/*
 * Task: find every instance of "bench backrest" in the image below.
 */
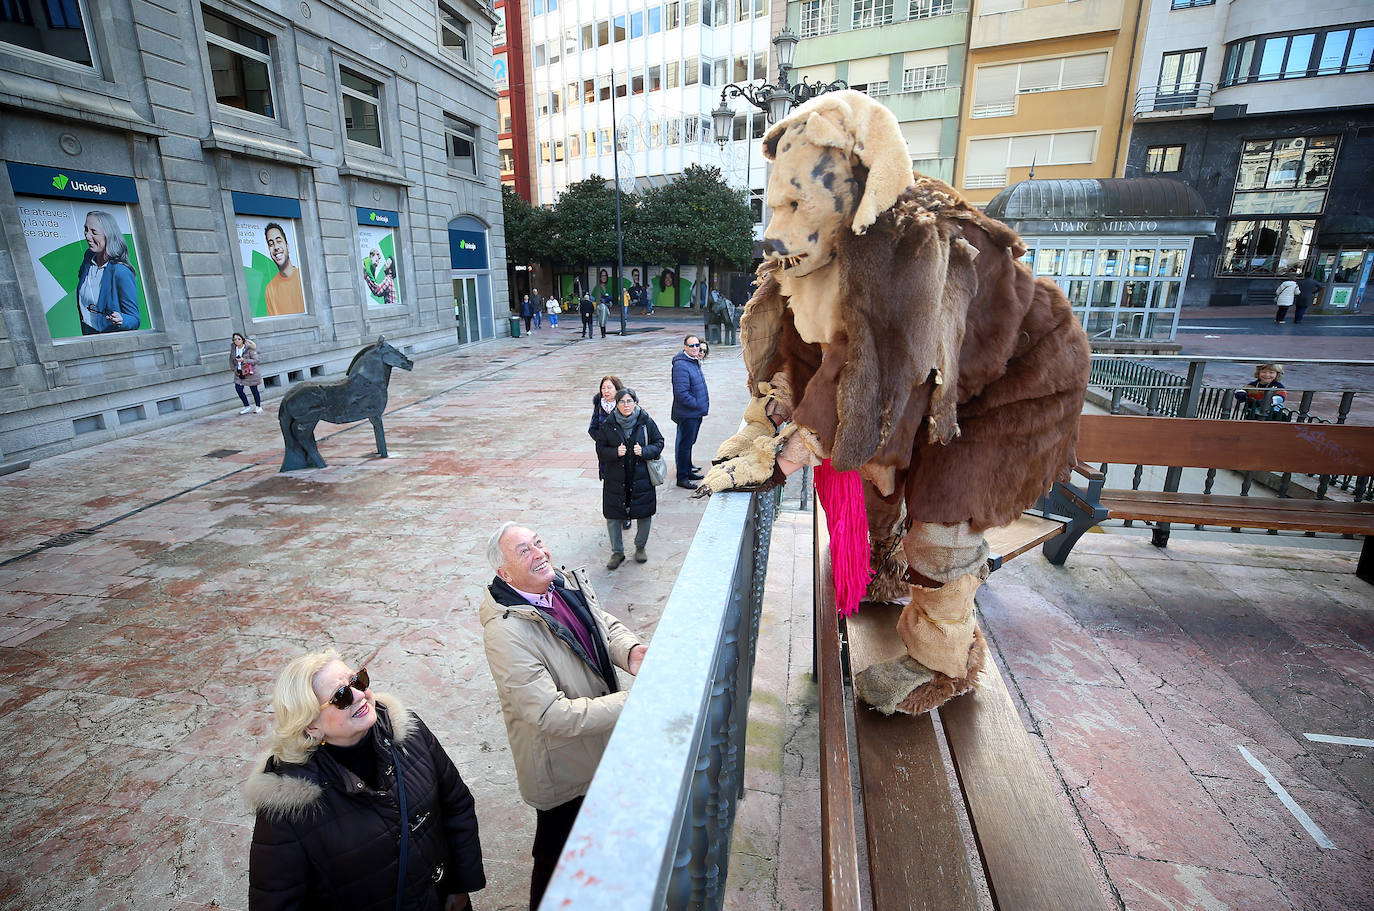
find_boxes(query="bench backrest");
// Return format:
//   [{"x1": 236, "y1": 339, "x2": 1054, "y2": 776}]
[{"x1": 1076, "y1": 414, "x2": 1374, "y2": 476}]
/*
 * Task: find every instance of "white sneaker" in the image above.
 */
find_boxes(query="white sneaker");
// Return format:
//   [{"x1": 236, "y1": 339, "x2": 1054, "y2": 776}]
[
  {"x1": 253, "y1": 405, "x2": 262, "y2": 413},
  {"x1": 238, "y1": 405, "x2": 253, "y2": 415}
]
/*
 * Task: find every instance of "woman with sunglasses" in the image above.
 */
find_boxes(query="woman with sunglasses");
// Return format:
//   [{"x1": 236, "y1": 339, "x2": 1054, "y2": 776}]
[{"x1": 245, "y1": 648, "x2": 485, "y2": 911}]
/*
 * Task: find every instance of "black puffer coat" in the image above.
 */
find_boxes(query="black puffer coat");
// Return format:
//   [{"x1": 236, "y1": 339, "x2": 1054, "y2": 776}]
[
  {"x1": 596, "y1": 409, "x2": 664, "y2": 520},
  {"x1": 245, "y1": 694, "x2": 485, "y2": 911}
]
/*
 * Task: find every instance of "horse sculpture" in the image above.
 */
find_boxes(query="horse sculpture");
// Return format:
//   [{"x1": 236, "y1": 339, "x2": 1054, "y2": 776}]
[
  {"x1": 278, "y1": 336, "x2": 414, "y2": 471},
  {"x1": 703, "y1": 290, "x2": 740, "y2": 346}
]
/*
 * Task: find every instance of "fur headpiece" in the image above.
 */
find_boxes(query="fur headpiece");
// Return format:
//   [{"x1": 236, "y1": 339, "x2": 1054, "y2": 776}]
[{"x1": 762, "y1": 90, "x2": 915, "y2": 235}]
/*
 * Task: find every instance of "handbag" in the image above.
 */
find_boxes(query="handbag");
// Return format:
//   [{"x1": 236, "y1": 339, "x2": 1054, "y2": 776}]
[
  {"x1": 642, "y1": 423, "x2": 666, "y2": 486},
  {"x1": 241, "y1": 361, "x2": 255, "y2": 376}
]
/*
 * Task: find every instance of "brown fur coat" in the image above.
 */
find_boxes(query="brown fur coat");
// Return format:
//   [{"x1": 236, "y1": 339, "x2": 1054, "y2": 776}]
[{"x1": 742, "y1": 176, "x2": 1090, "y2": 532}]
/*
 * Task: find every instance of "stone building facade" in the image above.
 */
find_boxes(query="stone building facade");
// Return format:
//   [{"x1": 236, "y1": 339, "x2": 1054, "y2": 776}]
[{"x1": 0, "y1": 0, "x2": 505, "y2": 465}]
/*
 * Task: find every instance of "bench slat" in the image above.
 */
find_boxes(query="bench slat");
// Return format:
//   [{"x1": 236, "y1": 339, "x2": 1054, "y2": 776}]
[
  {"x1": 940, "y1": 602, "x2": 1107, "y2": 911},
  {"x1": 1076, "y1": 415, "x2": 1374, "y2": 476},
  {"x1": 1101, "y1": 490, "x2": 1374, "y2": 535},
  {"x1": 815, "y1": 509, "x2": 863, "y2": 911},
  {"x1": 985, "y1": 515, "x2": 1066, "y2": 568},
  {"x1": 848, "y1": 604, "x2": 981, "y2": 911}
]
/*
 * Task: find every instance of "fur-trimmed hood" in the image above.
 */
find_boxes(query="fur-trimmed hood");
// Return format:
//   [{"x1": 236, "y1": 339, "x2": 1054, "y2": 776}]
[{"x1": 244, "y1": 691, "x2": 414, "y2": 820}]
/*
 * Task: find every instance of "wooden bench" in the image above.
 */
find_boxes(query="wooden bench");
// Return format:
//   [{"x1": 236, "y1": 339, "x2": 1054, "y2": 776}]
[
  {"x1": 815, "y1": 506, "x2": 1105, "y2": 911},
  {"x1": 1038, "y1": 414, "x2": 1374, "y2": 583}
]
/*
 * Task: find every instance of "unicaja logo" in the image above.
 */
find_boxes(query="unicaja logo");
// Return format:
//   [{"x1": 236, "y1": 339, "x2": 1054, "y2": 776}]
[
  {"x1": 52, "y1": 174, "x2": 69, "y2": 190},
  {"x1": 370, "y1": 212, "x2": 377, "y2": 221}
]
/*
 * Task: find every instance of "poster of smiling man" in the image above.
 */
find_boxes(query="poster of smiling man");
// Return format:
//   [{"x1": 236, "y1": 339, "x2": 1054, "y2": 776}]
[
  {"x1": 7, "y1": 163, "x2": 153, "y2": 340},
  {"x1": 356, "y1": 208, "x2": 403, "y2": 309},
  {"x1": 232, "y1": 192, "x2": 307, "y2": 319}
]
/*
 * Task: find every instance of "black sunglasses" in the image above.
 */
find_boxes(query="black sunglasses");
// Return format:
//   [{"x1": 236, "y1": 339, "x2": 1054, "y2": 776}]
[
  {"x1": 687, "y1": 342, "x2": 703, "y2": 348},
  {"x1": 320, "y1": 667, "x2": 370, "y2": 710}
]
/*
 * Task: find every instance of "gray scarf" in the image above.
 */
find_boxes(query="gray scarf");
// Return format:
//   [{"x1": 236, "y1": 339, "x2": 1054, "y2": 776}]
[{"x1": 614, "y1": 404, "x2": 640, "y2": 436}]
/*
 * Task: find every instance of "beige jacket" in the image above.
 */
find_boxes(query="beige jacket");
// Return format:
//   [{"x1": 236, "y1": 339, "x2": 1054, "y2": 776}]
[{"x1": 479, "y1": 568, "x2": 642, "y2": 810}]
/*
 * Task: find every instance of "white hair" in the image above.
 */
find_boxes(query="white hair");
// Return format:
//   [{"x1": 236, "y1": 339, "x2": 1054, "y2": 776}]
[{"x1": 487, "y1": 521, "x2": 523, "y2": 571}]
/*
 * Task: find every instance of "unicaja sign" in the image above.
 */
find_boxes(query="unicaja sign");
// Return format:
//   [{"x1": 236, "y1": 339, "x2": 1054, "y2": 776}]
[{"x1": 53, "y1": 173, "x2": 108, "y2": 195}]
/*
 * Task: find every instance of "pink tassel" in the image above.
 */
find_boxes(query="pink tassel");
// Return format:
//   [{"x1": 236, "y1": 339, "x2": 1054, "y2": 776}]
[{"x1": 814, "y1": 459, "x2": 870, "y2": 617}]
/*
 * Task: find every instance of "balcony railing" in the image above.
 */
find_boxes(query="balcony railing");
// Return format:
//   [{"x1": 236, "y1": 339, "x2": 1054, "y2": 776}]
[
  {"x1": 541, "y1": 488, "x2": 778, "y2": 910},
  {"x1": 1133, "y1": 81, "x2": 1214, "y2": 115}
]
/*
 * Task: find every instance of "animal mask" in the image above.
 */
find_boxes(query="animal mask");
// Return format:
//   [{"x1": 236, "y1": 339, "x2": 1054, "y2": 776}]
[{"x1": 762, "y1": 90, "x2": 916, "y2": 237}]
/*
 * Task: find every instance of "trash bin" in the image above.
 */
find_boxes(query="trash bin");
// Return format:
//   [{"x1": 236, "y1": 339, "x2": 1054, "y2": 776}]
[{"x1": 509, "y1": 316, "x2": 521, "y2": 338}]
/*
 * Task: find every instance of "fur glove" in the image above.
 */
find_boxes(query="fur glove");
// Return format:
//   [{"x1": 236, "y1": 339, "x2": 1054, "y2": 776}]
[{"x1": 695, "y1": 424, "x2": 794, "y2": 497}]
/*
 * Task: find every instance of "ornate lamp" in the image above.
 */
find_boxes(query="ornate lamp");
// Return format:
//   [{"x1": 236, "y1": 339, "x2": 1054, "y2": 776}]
[{"x1": 713, "y1": 27, "x2": 846, "y2": 145}]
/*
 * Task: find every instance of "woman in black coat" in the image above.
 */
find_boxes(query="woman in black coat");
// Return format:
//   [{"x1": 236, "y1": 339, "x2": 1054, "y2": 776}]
[
  {"x1": 245, "y1": 648, "x2": 485, "y2": 911},
  {"x1": 595, "y1": 387, "x2": 664, "y2": 569}
]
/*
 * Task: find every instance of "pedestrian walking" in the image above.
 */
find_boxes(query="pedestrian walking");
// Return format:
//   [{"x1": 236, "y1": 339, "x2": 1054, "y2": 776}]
[
  {"x1": 546, "y1": 296, "x2": 560, "y2": 328},
  {"x1": 231, "y1": 332, "x2": 263, "y2": 414},
  {"x1": 245, "y1": 647, "x2": 486, "y2": 911},
  {"x1": 1295, "y1": 275, "x2": 1322, "y2": 323},
  {"x1": 579, "y1": 294, "x2": 595, "y2": 338},
  {"x1": 531, "y1": 288, "x2": 543, "y2": 329},
  {"x1": 519, "y1": 293, "x2": 533, "y2": 333},
  {"x1": 670, "y1": 335, "x2": 709, "y2": 488},
  {"x1": 479, "y1": 523, "x2": 646, "y2": 910},
  {"x1": 1274, "y1": 277, "x2": 1297, "y2": 323},
  {"x1": 595, "y1": 388, "x2": 664, "y2": 567},
  {"x1": 595, "y1": 296, "x2": 610, "y2": 338}
]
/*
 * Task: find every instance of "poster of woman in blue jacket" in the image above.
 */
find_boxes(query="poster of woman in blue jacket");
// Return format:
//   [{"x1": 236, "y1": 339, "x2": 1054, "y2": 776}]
[
  {"x1": 16, "y1": 199, "x2": 151, "y2": 339},
  {"x1": 75, "y1": 210, "x2": 141, "y2": 333}
]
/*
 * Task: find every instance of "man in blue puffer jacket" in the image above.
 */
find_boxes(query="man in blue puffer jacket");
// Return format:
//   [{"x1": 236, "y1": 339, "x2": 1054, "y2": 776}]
[{"x1": 670, "y1": 334, "x2": 709, "y2": 488}]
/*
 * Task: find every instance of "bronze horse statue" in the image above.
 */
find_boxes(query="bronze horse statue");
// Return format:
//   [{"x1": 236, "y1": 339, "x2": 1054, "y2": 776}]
[
  {"x1": 278, "y1": 336, "x2": 414, "y2": 471},
  {"x1": 703, "y1": 290, "x2": 740, "y2": 345}
]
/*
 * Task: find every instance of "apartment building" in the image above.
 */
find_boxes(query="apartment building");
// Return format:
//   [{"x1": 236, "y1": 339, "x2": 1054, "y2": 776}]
[
  {"x1": 0, "y1": 0, "x2": 505, "y2": 464},
  {"x1": 788, "y1": 0, "x2": 970, "y2": 185},
  {"x1": 957, "y1": 0, "x2": 1146, "y2": 204},
  {"x1": 1124, "y1": 0, "x2": 1374, "y2": 310},
  {"x1": 495, "y1": 0, "x2": 535, "y2": 200}
]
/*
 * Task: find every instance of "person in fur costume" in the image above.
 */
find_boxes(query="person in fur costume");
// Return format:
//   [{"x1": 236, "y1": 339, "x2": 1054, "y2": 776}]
[{"x1": 698, "y1": 90, "x2": 1090, "y2": 715}]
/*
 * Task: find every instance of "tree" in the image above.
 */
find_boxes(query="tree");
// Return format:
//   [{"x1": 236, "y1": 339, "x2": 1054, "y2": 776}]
[
  {"x1": 501, "y1": 185, "x2": 553, "y2": 266},
  {"x1": 639, "y1": 165, "x2": 753, "y2": 306}
]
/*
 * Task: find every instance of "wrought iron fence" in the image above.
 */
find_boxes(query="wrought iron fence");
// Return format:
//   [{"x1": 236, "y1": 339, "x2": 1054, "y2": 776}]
[{"x1": 540, "y1": 488, "x2": 777, "y2": 910}]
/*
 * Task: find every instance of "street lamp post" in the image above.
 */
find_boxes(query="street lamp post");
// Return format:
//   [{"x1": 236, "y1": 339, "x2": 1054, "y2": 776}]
[{"x1": 711, "y1": 28, "x2": 847, "y2": 143}]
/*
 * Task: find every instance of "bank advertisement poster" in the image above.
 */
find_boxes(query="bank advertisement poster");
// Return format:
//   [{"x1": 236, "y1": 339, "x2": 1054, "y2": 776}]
[
  {"x1": 17, "y1": 198, "x2": 153, "y2": 339},
  {"x1": 356, "y1": 208, "x2": 402, "y2": 309},
  {"x1": 236, "y1": 216, "x2": 306, "y2": 318}
]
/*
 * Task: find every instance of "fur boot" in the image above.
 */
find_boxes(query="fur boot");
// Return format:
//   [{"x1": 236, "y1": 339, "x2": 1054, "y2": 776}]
[{"x1": 853, "y1": 625, "x2": 987, "y2": 716}]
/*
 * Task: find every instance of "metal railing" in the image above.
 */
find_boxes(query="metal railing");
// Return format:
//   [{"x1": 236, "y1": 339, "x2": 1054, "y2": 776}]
[
  {"x1": 1133, "y1": 81, "x2": 1215, "y2": 115},
  {"x1": 541, "y1": 488, "x2": 777, "y2": 910}
]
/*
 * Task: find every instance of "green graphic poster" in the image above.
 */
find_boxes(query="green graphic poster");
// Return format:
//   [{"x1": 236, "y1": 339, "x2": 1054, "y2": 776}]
[
  {"x1": 16, "y1": 199, "x2": 151, "y2": 339},
  {"x1": 358, "y1": 225, "x2": 403, "y2": 308},
  {"x1": 237, "y1": 216, "x2": 306, "y2": 318}
]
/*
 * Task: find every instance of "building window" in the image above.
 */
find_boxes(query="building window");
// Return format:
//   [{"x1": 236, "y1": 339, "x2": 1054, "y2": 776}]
[
  {"x1": 649, "y1": 6, "x2": 662, "y2": 32},
  {"x1": 851, "y1": 81, "x2": 889, "y2": 97},
  {"x1": 631, "y1": 10, "x2": 643, "y2": 36},
  {"x1": 1232, "y1": 136, "x2": 1336, "y2": 204},
  {"x1": 438, "y1": 2, "x2": 470, "y2": 61},
  {"x1": 1171, "y1": 0, "x2": 1213, "y2": 6},
  {"x1": 1, "y1": 0, "x2": 94, "y2": 65},
  {"x1": 909, "y1": 0, "x2": 952, "y2": 18},
  {"x1": 800, "y1": 0, "x2": 838, "y2": 37},
  {"x1": 446, "y1": 115, "x2": 478, "y2": 175},
  {"x1": 341, "y1": 68, "x2": 383, "y2": 148},
  {"x1": 1222, "y1": 23, "x2": 1374, "y2": 86},
  {"x1": 203, "y1": 7, "x2": 275, "y2": 119},
  {"x1": 1144, "y1": 145, "x2": 1184, "y2": 173},
  {"x1": 964, "y1": 130, "x2": 1096, "y2": 189},
  {"x1": 1155, "y1": 49, "x2": 1204, "y2": 108},
  {"x1": 852, "y1": 0, "x2": 893, "y2": 29},
  {"x1": 750, "y1": 188, "x2": 765, "y2": 223},
  {"x1": 972, "y1": 53, "x2": 1108, "y2": 117},
  {"x1": 498, "y1": 96, "x2": 512, "y2": 133},
  {"x1": 902, "y1": 64, "x2": 947, "y2": 93},
  {"x1": 1220, "y1": 219, "x2": 1315, "y2": 276},
  {"x1": 499, "y1": 147, "x2": 515, "y2": 175}
]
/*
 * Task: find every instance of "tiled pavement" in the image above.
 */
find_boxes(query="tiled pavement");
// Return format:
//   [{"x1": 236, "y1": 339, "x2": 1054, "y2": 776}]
[{"x1": 2, "y1": 314, "x2": 1372, "y2": 910}]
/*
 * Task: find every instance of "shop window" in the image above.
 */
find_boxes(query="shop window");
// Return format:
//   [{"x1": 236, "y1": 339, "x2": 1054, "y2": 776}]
[
  {"x1": 1, "y1": 0, "x2": 94, "y2": 65},
  {"x1": 438, "y1": 1, "x2": 470, "y2": 61},
  {"x1": 204, "y1": 7, "x2": 275, "y2": 119},
  {"x1": 1220, "y1": 218, "x2": 1315, "y2": 276},
  {"x1": 341, "y1": 68, "x2": 383, "y2": 149},
  {"x1": 1144, "y1": 145, "x2": 1184, "y2": 173},
  {"x1": 446, "y1": 114, "x2": 478, "y2": 175}
]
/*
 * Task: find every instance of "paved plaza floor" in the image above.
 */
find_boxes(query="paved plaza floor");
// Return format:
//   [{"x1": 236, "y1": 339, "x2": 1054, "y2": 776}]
[{"x1": 1, "y1": 314, "x2": 1371, "y2": 910}]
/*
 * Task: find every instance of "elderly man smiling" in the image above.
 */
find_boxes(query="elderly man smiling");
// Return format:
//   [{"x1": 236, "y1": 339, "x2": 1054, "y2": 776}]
[{"x1": 479, "y1": 522, "x2": 646, "y2": 910}]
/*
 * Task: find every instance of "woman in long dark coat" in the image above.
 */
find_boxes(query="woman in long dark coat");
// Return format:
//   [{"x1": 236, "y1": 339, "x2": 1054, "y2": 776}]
[{"x1": 595, "y1": 387, "x2": 664, "y2": 569}]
